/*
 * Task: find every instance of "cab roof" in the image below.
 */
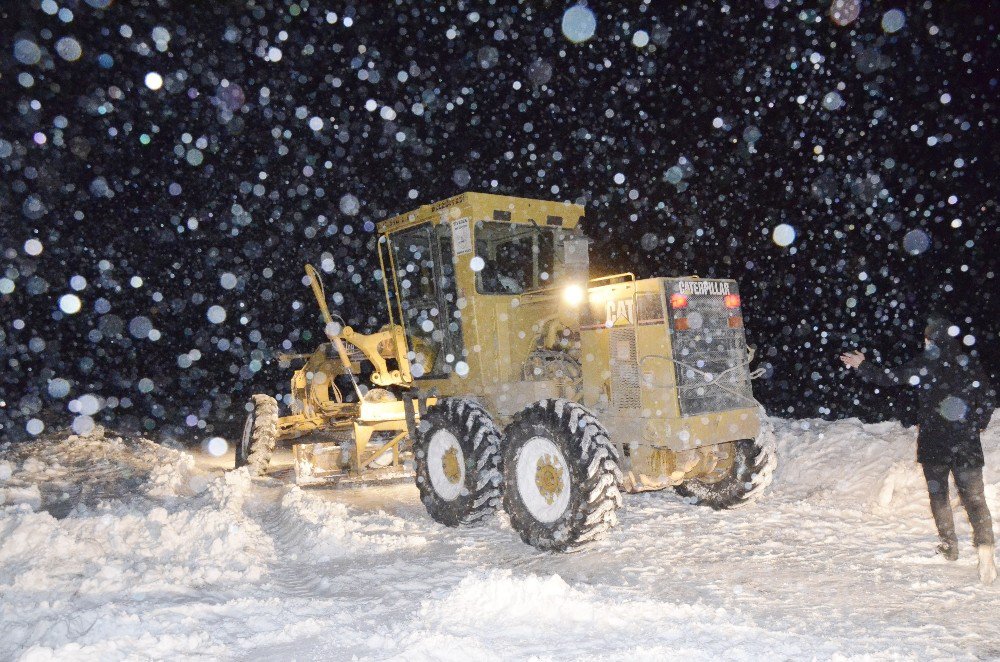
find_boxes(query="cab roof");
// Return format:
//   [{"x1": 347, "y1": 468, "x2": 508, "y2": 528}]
[{"x1": 377, "y1": 192, "x2": 586, "y2": 236}]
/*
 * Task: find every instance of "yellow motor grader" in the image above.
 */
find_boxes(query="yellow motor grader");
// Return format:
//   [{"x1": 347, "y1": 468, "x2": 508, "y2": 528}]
[{"x1": 236, "y1": 192, "x2": 775, "y2": 550}]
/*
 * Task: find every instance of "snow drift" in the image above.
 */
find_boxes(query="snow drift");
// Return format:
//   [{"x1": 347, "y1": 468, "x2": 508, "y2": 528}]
[{"x1": 1, "y1": 417, "x2": 998, "y2": 660}]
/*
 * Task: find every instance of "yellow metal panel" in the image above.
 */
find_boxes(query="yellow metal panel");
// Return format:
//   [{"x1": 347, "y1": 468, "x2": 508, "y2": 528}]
[
  {"x1": 611, "y1": 407, "x2": 760, "y2": 453},
  {"x1": 358, "y1": 400, "x2": 410, "y2": 423},
  {"x1": 681, "y1": 407, "x2": 761, "y2": 447},
  {"x1": 581, "y1": 277, "x2": 760, "y2": 452}
]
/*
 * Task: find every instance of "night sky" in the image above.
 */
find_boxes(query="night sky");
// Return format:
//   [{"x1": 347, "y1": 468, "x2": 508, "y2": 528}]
[{"x1": 1, "y1": 0, "x2": 997, "y2": 444}]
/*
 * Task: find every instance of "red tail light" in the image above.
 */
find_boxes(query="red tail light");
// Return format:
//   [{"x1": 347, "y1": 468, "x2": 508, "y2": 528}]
[
  {"x1": 673, "y1": 317, "x2": 689, "y2": 331},
  {"x1": 724, "y1": 294, "x2": 741, "y2": 308},
  {"x1": 728, "y1": 316, "x2": 743, "y2": 329},
  {"x1": 670, "y1": 293, "x2": 688, "y2": 308}
]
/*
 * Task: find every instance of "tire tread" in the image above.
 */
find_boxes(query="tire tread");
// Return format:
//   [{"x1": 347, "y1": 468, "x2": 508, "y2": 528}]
[
  {"x1": 674, "y1": 413, "x2": 777, "y2": 509},
  {"x1": 236, "y1": 394, "x2": 279, "y2": 476},
  {"x1": 415, "y1": 397, "x2": 503, "y2": 527},
  {"x1": 503, "y1": 398, "x2": 623, "y2": 551}
]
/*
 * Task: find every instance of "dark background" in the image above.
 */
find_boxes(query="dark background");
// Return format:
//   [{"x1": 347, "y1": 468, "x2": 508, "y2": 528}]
[{"x1": 1, "y1": 0, "x2": 997, "y2": 444}]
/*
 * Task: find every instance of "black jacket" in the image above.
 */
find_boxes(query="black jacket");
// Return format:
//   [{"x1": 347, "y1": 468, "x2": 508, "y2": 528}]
[{"x1": 858, "y1": 346, "x2": 996, "y2": 467}]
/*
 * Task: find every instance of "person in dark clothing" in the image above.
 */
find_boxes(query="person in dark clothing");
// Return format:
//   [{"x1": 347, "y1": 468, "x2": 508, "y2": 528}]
[{"x1": 840, "y1": 316, "x2": 997, "y2": 585}]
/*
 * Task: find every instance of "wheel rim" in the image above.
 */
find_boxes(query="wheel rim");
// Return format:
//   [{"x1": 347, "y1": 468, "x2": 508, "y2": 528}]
[
  {"x1": 515, "y1": 436, "x2": 571, "y2": 523},
  {"x1": 427, "y1": 429, "x2": 465, "y2": 501},
  {"x1": 240, "y1": 410, "x2": 255, "y2": 461}
]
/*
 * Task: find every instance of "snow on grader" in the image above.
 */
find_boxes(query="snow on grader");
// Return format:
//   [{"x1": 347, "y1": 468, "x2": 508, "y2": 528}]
[{"x1": 236, "y1": 193, "x2": 776, "y2": 551}]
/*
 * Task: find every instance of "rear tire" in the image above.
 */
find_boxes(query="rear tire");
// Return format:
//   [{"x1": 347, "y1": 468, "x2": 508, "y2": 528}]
[
  {"x1": 674, "y1": 436, "x2": 776, "y2": 509},
  {"x1": 235, "y1": 394, "x2": 279, "y2": 476},
  {"x1": 503, "y1": 399, "x2": 623, "y2": 551},
  {"x1": 414, "y1": 398, "x2": 503, "y2": 527}
]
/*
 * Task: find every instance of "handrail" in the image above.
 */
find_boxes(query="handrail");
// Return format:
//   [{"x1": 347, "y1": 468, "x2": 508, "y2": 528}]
[
  {"x1": 588, "y1": 272, "x2": 636, "y2": 287},
  {"x1": 384, "y1": 234, "x2": 408, "y2": 342},
  {"x1": 377, "y1": 237, "x2": 395, "y2": 328},
  {"x1": 518, "y1": 271, "x2": 637, "y2": 300}
]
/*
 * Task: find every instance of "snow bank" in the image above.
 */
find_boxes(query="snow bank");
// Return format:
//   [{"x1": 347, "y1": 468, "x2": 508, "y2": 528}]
[
  {"x1": 771, "y1": 415, "x2": 1000, "y2": 518},
  {"x1": 1, "y1": 414, "x2": 998, "y2": 660},
  {"x1": 0, "y1": 426, "x2": 207, "y2": 514},
  {"x1": 0, "y1": 428, "x2": 435, "y2": 660},
  {"x1": 395, "y1": 570, "x2": 816, "y2": 660},
  {"x1": 0, "y1": 429, "x2": 275, "y2": 659}
]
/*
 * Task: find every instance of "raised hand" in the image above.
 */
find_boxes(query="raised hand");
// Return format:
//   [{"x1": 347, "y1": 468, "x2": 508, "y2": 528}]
[{"x1": 839, "y1": 350, "x2": 866, "y2": 369}]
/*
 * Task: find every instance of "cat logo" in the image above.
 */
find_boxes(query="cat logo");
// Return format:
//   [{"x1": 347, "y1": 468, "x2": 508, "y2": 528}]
[
  {"x1": 677, "y1": 280, "x2": 731, "y2": 296},
  {"x1": 605, "y1": 299, "x2": 635, "y2": 327}
]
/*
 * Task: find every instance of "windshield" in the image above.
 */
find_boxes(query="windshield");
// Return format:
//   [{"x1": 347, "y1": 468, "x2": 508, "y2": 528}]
[{"x1": 474, "y1": 222, "x2": 558, "y2": 294}]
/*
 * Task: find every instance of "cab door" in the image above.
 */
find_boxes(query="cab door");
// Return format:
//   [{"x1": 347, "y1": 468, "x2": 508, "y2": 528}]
[{"x1": 389, "y1": 222, "x2": 464, "y2": 378}]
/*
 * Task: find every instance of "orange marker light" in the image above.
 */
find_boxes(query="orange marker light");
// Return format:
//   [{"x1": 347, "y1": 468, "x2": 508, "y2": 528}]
[
  {"x1": 724, "y1": 294, "x2": 741, "y2": 308},
  {"x1": 670, "y1": 293, "x2": 688, "y2": 308}
]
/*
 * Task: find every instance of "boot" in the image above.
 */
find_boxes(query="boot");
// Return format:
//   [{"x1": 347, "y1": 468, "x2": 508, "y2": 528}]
[
  {"x1": 978, "y1": 544, "x2": 997, "y2": 586},
  {"x1": 937, "y1": 540, "x2": 958, "y2": 561}
]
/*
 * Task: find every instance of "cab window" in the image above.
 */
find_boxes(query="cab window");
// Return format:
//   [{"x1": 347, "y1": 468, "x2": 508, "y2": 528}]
[{"x1": 474, "y1": 222, "x2": 556, "y2": 294}]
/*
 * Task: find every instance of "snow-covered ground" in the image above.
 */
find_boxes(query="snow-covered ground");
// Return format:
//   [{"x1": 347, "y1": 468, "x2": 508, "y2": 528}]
[{"x1": 2, "y1": 416, "x2": 999, "y2": 661}]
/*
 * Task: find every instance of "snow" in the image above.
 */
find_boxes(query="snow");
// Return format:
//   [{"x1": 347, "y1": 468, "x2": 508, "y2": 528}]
[{"x1": 2, "y1": 417, "x2": 999, "y2": 660}]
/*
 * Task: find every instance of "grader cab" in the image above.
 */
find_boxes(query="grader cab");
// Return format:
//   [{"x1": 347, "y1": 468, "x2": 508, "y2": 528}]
[{"x1": 236, "y1": 192, "x2": 775, "y2": 550}]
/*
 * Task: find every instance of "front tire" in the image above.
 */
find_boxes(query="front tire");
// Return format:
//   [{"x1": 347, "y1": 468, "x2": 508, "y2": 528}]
[
  {"x1": 414, "y1": 398, "x2": 503, "y2": 527},
  {"x1": 235, "y1": 394, "x2": 279, "y2": 476},
  {"x1": 503, "y1": 399, "x2": 623, "y2": 551},
  {"x1": 674, "y1": 436, "x2": 776, "y2": 509}
]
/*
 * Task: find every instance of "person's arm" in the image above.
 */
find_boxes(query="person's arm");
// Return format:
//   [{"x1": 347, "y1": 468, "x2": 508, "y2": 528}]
[
  {"x1": 840, "y1": 350, "x2": 922, "y2": 388},
  {"x1": 971, "y1": 363, "x2": 996, "y2": 432}
]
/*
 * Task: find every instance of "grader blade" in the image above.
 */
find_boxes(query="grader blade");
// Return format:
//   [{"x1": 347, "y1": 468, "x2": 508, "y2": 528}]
[
  {"x1": 292, "y1": 441, "x2": 345, "y2": 485},
  {"x1": 291, "y1": 432, "x2": 415, "y2": 487}
]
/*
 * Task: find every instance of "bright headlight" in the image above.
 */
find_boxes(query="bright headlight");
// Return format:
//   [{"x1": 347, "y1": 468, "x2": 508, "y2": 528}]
[{"x1": 562, "y1": 284, "x2": 585, "y2": 306}]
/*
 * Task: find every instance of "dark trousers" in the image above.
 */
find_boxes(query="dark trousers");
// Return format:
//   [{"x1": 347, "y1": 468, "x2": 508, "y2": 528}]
[{"x1": 922, "y1": 464, "x2": 995, "y2": 547}]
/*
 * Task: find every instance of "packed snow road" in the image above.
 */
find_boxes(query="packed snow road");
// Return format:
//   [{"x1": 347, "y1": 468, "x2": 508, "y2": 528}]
[{"x1": 1, "y1": 417, "x2": 998, "y2": 661}]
